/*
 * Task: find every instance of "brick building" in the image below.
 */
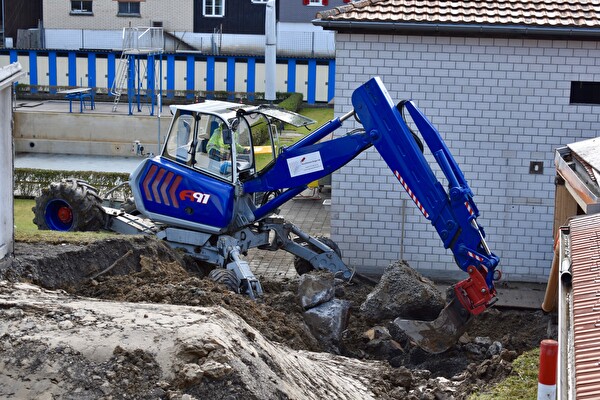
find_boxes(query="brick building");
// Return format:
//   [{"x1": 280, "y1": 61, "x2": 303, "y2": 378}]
[{"x1": 314, "y1": 0, "x2": 600, "y2": 282}]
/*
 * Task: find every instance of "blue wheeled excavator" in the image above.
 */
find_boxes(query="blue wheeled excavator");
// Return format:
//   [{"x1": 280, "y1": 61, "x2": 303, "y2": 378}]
[{"x1": 33, "y1": 77, "x2": 500, "y2": 353}]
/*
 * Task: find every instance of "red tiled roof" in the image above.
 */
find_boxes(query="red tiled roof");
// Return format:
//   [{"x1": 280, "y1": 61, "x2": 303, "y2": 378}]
[
  {"x1": 569, "y1": 213, "x2": 600, "y2": 400},
  {"x1": 316, "y1": 0, "x2": 600, "y2": 28}
]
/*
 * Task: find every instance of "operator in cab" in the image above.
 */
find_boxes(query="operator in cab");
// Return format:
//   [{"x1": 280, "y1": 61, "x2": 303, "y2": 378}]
[{"x1": 207, "y1": 121, "x2": 249, "y2": 177}]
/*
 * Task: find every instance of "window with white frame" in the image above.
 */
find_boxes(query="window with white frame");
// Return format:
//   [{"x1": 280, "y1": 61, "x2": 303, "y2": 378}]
[
  {"x1": 118, "y1": 2, "x2": 141, "y2": 16},
  {"x1": 303, "y1": 0, "x2": 350, "y2": 4},
  {"x1": 303, "y1": 0, "x2": 328, "y2": 5},
  {"x1": 251, "y1": 0, "x2": 268, "y2": 3},
  {"x1": 204, "y1": 0, "x2": 225, "y2": 17},
  {"x1": 71, "y1": 0, "x2": 93, "y2": 14}
]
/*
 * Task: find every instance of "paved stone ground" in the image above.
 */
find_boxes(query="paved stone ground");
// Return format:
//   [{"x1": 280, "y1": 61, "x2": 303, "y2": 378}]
[{"x1": 247, "y1": 188, "x2": 330, "y2": 281}]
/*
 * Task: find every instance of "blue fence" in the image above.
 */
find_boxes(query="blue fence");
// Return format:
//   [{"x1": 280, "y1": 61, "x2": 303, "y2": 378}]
[{"x1": 3, "y1": 49, "x2": 335, "y2": 105}]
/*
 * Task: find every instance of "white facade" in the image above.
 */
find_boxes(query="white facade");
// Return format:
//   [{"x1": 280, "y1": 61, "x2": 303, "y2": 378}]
[
  {"x1": 331, "y1": 34, "x2": 600, "y2": 282},
  {"x1": 41, "y1": 0, "x2": 335, "y2": 57},
  {"x1": 43, "y1": 0, "x2": 194, "y2": 31},
  {"x1": 44, "y1": 28, "x2": 335, "y2": 57}
]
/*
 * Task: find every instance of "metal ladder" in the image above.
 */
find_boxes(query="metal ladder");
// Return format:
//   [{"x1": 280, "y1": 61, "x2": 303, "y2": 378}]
[{"x1": 110, "y1": 52, "x2": 129, "y2": 112}]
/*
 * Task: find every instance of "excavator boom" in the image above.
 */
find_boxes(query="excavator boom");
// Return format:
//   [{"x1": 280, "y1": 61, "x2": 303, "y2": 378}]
[{"x1": 244, "y1": 77, "x2": 500, "y2": 352}]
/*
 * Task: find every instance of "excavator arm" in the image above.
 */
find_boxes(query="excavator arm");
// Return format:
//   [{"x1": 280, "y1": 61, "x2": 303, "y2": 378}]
[
  {"x1": 243, "y1": 77, "x2": 500, "y2": 352},
  {"x1": 352, "y1": 78, "x2": 500, "y2": 311},
  {"x1": 352, "y1": 78, "x2": 500, "y2": 353}
]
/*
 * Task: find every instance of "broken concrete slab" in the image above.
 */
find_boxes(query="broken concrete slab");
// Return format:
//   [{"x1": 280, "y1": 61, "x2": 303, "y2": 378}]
[
  {"x1": 360, "y1": 260, "x2": 445, "y2": 322},
  {"x1": 297, "y1": 272, "x2": 335, "y2": 310},
  {"x1": 303, "y1": 299, "x2": 351, "y2": 351}
]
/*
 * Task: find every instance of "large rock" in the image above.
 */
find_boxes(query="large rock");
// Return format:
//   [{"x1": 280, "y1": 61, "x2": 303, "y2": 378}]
[
  {"x1": 297, "y1": 272, "x2": 335, "y2": 309},
  {"x1": 303, "y1": 299, "x2": 351, "y2": 351},
  {"x1": 360, "y1": 260, "x2": 445, "y2": 322}
]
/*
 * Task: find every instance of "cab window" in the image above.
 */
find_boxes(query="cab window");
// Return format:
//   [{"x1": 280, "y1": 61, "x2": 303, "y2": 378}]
[
  {"x1": 233, "y1": 116, "x2": 254, "y2": 173},
  {"x1": 192, "y1": 115, "x2": 233, "y2": 181},
  {"x1": 164, "y1": 113, "x2": 194, "y2": 164},
  {"x1": 249, "y1": 113, "x2": 278, "y2": 173}
]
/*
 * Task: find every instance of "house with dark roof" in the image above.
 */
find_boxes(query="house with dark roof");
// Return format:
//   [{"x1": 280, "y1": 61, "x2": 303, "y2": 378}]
[
  {"x1": 313, "y1": 0, "x2": 600, "y2": 282},
  {"x1": 39, "y1": 0, "x2": 347, "y2": 57}
]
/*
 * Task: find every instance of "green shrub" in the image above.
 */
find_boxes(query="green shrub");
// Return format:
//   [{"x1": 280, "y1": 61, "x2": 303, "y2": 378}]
[
  {"x1": 251, "y1": 122, "x2": 270, "y2": 146},
  {"x1": 249, "y1": 92, "x2": 303, "y2": 145},
  {"x1": 278, "y1": 92, "x2": 303, "y2": 112},
  {"x1": 14, "y1": 168, "x2": 130, "y2": 199}
]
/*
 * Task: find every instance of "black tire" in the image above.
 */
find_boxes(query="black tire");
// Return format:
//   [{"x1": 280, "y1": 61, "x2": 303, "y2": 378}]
[
  {"x1": 32, "y1": 178, "x2": 106, "y2": 232},
  {"x1": 208, "y1": 268, "x2": 240, "y2": 293},
  {"x1": 183, "y1": 258, "x2": 216, "y2": 279},
  {"x1": 293, "y1": 236, "x2": 342, "y2": 276}
]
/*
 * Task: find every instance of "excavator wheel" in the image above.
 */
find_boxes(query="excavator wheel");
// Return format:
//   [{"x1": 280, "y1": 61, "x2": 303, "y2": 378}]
[
  {"x1": 208, "y1": 268, "x2": 240, "y2": 293},
  {"x1": 32, "y1": 178, "x2": 106, "y2": 232},
  {"x1": 293, "y1": 236, "x2": 342, "y2": 276}
]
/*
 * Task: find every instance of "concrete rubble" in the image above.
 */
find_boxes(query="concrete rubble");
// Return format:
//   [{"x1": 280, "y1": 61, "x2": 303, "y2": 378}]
[
  {"x1": 297, "y1": 272, "x2": 351, "y2": 352},
  {"x1": 360, "y1": 260, "x2": 445, "y2": 322}
]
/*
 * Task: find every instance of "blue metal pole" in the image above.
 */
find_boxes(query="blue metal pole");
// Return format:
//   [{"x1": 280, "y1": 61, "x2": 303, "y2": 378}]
[
  {"x1": 226, "y1": 56, "x2": 235, "y2": 101},
  {"x1": 107, "y1": 52, "x2": 116, "y2": 94},
  {"x1": 186, "y1": 54, "x2": 195, "y2": 100},
  {"x1": 29, "y1": 51, "x2": 38, "y2": 93},
  {"x1": 247, "y1": 57, "x2": 255, "y2": 102},
  {"x1": 48, "y1": 51, "x2": 57, "y2": 93},
  {"x1": 87, "y1": 52, "x2": 96, "y2": 89},
  {"x1": 206, "y1": 56, "x2": 215, "y2": 99},
  {"x1": 287, "y1": 59, "x2": 296, "y2": 93},
  {"x1": 128, "y1": 54, "x2": 134, "y2": 115},
  {"x1": 307, "y1": 59, "x2": 316, "y2": 104},
  {"x1": 327, "y1": 59, "x2": 335, "y2": 103},
  {"x1": 148, "y1": 54, "x2": 155, "y2": 115},
  {"x1": 68, "y1": 52, "x2": 77, "y2": 86},
  {"x1": 166, "y1": 54, "x2": 175, "y2": 99},
  {"x1": 136, "y1": 55, "x2": 142, "y2": 112}
]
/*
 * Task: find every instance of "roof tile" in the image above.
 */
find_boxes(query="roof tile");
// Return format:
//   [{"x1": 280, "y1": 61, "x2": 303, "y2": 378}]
[{"x1": 316, "y1": 0, "x2": 600, "y2": 28}]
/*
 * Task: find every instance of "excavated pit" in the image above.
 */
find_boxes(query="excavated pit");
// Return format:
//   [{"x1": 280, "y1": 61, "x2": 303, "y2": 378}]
[{"x1": 0, "y1": 236, "x2": 555, "y2": 399}]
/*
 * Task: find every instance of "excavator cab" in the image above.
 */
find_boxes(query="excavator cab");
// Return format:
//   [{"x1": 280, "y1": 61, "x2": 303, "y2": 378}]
[{"x1": 129, "y1": 101, "x2": 315, "y2": 234}]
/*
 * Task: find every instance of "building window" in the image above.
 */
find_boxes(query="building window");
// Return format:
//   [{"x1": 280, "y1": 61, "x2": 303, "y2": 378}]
[
  {"x1": 71, "y1": 0, "x2": 93, "y2": 14},
  {"x1": 251, "y1": 0, "x2": 268, "y2": 3},
  {"x1": 203, "y1": 0, "x2": 225, "y2": 17},
  {"x1": 570, "y1": 81, "x2": 600, "y2": 105},
  {"x1": 303, "y1": 0, "x2": 329, "y2": 5},
  {"x1": 118, "y1": 2, "x2": 141, "y2": 16}
]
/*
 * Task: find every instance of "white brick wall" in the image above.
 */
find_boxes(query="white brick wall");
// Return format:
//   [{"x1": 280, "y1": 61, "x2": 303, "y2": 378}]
[
  {"x1": 43, "y1": 0, "x2": 193, "y2": 31},
  {"x1": 332, "y1": 34, "x2": 600, "y2": 282}
]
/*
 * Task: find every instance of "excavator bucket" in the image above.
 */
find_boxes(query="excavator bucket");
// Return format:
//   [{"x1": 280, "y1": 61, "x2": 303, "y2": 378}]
[{"x1": 392, "y1": 288, "x2": 472, "y2": 354}]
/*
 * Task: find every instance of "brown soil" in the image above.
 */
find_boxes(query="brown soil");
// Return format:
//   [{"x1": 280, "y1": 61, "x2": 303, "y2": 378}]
[{"x1": 0, "y1": 236, "x2": 556, "y2": 399}]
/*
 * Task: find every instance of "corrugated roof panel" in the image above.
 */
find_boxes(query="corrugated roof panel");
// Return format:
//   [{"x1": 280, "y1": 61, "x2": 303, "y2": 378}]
[{"x1": 570, "y1": 213, "x2": 600, "y2": 400}]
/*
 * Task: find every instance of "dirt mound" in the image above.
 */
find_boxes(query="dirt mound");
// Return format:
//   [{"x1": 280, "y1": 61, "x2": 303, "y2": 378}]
[{"x1": 0, "y1": 236, "x2": 556, "y2": 399}]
